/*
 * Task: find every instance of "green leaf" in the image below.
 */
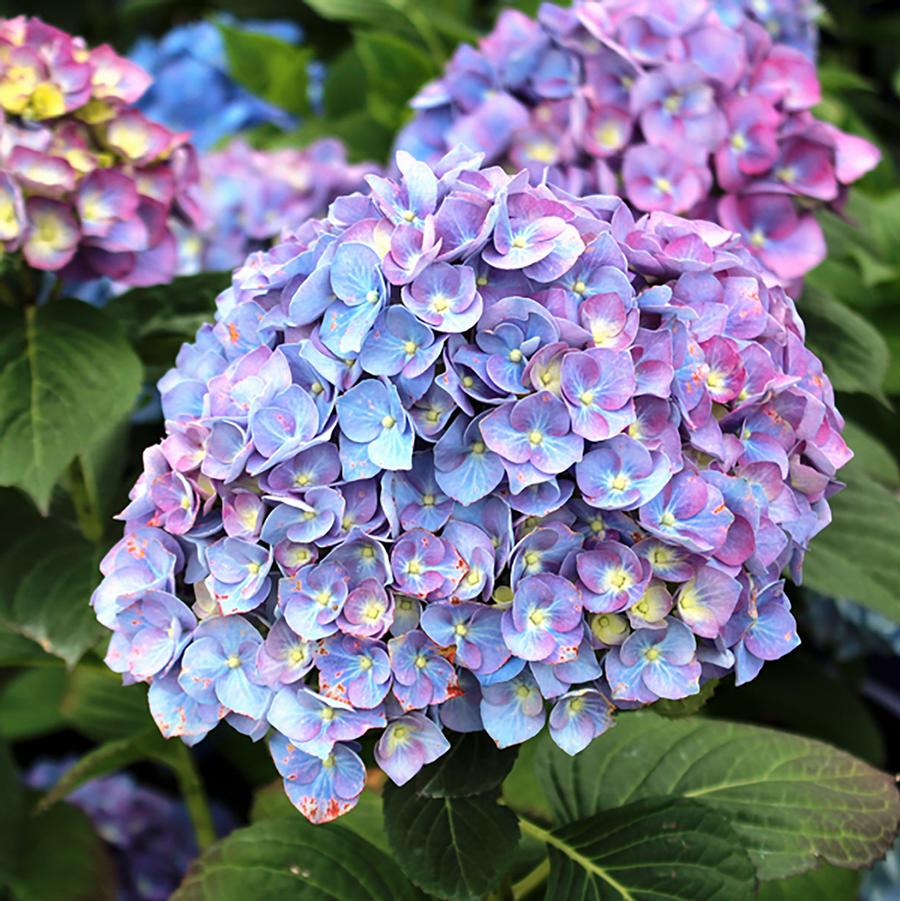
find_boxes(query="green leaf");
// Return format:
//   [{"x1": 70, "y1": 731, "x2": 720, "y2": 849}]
[
  {"x1": 277, "y1": 112, "x2": 394, "y2": 164},
  {"x1": 106, "y1": 272, "x2": 229, "y2": 375},
  {"x1": 0, "y1": 666, "x2": 68, "y2": 740},
  {"x1": 536, "y1": 712, "x2": 900, "y2": 880},
  {"x1": 218, "y1": 21, "x2": 313, "y2": 118},
  {"x1": 416, "y1": 732, "x2": 517, "y2": 798},
  {"x1": 60, "y1": 663, "x2": 152, "y2": 741},
  {"x1": 0, "y1": 300, "x2": 142, "y2": 511},
  {"x1": 843, "y1": 421, "x2": 900, "y2": 489},
  {"x1": 801, "y1": 286, "x2": 889, "y2": 401},
  {"x1": 354, "y1": 30, "x2": 436, "y2": 127},
  {"x1": 301, "y1": 0, "x2": 404, "y2": 26},
  {"x1": 0, "y1": 521, "x2": 104, "y2": 665},
  {"x1": 383, "y1": 783, "x2": 520, "y2": 900},
  {"x1": 0, "y1": 739, "x2": 114, "y2": 901},
  {"x1": 173, "y1": 817, "x2": 420, "y2": 900},
  {"x1": 757, "y1": 865, "x2": 860, "y2": 900},
  {"x1": 322, "y1": 48, "x2": 369, "y2": 119},
  {"x1": 0, "y1": 622, "x2": 49, "y2": 667},
  {"x1": 818, "y1": 63, "x2": 876, "y2": 94},
  {"x1": 36, "y1": 730, "x2": 180, "y2": 813},
  {"x1": 803, "y1": 460, "x2": 900, "y2": 621},
  {"x1": 502, "y1": 736, "x2": 553, "y2": 822},
  {"x1": 524, "y1": 798, "x2": 755, "y2": 901},
  {"x1": 8, "y1": 795, "x2": 115, "y2": 901}
]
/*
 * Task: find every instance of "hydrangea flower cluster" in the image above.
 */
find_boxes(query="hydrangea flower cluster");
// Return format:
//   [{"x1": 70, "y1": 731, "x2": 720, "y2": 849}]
[
  {"x1": 27, "y1": 759, "x2": 200, "y2": 900},
  {"x1": 0, "y1": 16, "x2": 200, "y2": 286},
  {"x1": 92, "y1": 149, "x2": 850, "y2": 824},
  {"x1": 179, "y1": 139, "x2": 377, "y2": 274},
  {"x1": 396, "y1": 0, "x2": 879, "y2": 283},
  {"x1": 130, "y1": 17, "x2": 304, "y2": 151}
]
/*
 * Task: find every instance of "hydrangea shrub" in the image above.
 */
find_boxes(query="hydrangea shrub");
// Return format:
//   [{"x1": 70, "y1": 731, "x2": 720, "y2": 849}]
[
  {"x1": 396, "y1": 0, "x2": 879, "y2": 283},
  {"x1": 0, "y1": 16, "x2": 200, "y2": 286},
  {"x1": 92, "y1": 149, "x2": 850, "y2": 824}
]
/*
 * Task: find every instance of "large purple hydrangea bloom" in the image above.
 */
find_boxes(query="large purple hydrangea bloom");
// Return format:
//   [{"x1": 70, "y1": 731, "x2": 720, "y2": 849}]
[
  {"x1": 0, "y1": 16, "x2": 201, "y2": 287},
  {"x1": 93, "y1": 149, "x2": 849, "y2": 823},
  {"x1": 396, "y1": 0, "x2": 878, "y2": 284}
]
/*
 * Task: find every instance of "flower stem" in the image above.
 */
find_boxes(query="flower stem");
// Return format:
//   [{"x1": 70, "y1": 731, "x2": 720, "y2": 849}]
[
  {"x1": 173, "y1": 744, "x2": 216, "y2": 852},
  {"x1": 510, "y1": 855, "x2": 551, "y2": 900},
  {"x1": 66, "y1": 455, "x2": 104, "y2": 545}
]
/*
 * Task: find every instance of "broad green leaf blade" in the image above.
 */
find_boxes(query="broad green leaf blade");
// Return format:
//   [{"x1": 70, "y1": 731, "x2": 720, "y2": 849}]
[
  {"x1": 173, "y1": 817, "x2": 420, "y2": 900},
  {"x1": 0, "y1": 666, "x2": 68, "y2": 740},
  {"x1": 60, "y1": 663, "x2": 152, "y2": 740},
  {"x1": 383, "y1": 784, "x2": 520, "y2": 900},
  {"x1": 536, "y1": 712, "x2": 900, "y2": 880},
  {"x1": 0, "y1": 739, "x2": 114, "y2": 901},
  {"x1": 36, "y1": 730, "x2": 180, "y2": 813},
  {"x1": 757, "y1": 865, "x2": 860, "y2": 900},
  {"x1": 0, "y1": 521, "x2": 104, "y2": 664},
  {"x1": 0, "y1": 622, "x2": 50, "y2": 666},
  {"x1": 354, "y1": 31, "x2": 436, "y2": 127},
  {"x1": 416, "y1": 732, "x2": 518, "y2": 798},
  {"x1": 218, "y1": 23, "x2": 313, "y2": 117},
  {"x1": 10, "y1": 795, "x2": 115, "y2": 901},
  {"x1": 528, "y1": 798, "x2": 755, "y2": 901},
  {"x1": 0, "y1": 300, "x2": 142, "y2": 510},
  {"x1": 842, "y1": 422, "x2": 900, "y2": 489},
  {"x1": 301, "y1": 0, "x2": 403, "y2": 26},
  {"x1": 802, "y1": 286, "x2": 889, "y2": 401},
  {"x1": 803, "y1": 461, "x2": 900, "y2": 621}
]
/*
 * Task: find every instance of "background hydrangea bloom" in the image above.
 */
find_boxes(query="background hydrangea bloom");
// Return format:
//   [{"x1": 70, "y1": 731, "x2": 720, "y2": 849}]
[
  {"x1": 395, "y1": 0, "x2": 878, "y2": 284},
  {"x1": 0, "y1": 16, "x2": 200, "y2": 286},
  {"x1": 93, "y1": 148, "x2": 849, "y2": 825},
  {"x1": 130, "y1": 17, "x2": 303, "y2": 151}
]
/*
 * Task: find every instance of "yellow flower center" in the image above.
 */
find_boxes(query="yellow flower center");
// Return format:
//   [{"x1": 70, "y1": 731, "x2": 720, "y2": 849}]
[{"x1": 654, "y1": 176, "x2": 673, "y2": 194}]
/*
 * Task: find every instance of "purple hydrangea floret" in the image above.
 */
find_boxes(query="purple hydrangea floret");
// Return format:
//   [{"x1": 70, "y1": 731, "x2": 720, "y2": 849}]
[{"x1": 93, "y1": 148, "x2": 849, "y2": 824}]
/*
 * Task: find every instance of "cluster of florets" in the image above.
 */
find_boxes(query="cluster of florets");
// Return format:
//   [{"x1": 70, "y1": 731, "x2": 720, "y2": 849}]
[
  {"x1": 130, "y1": 17, "x2": 304, "y2": 152},
  {"x1": 27, "y1": 760, "x2": 199, "y2": 900},
  {"x1": 396, "y1": 0, "x2": 878, "y2": 283},
  {"x1": 178, "y1": 139, "x2": 377, "y2": 274},
  {"x1": 92, "y1": 149, "x2": 850, "y2": 824},
  {"x1": 0, "y1": 16, "x2": 201, "y2": 286}
]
